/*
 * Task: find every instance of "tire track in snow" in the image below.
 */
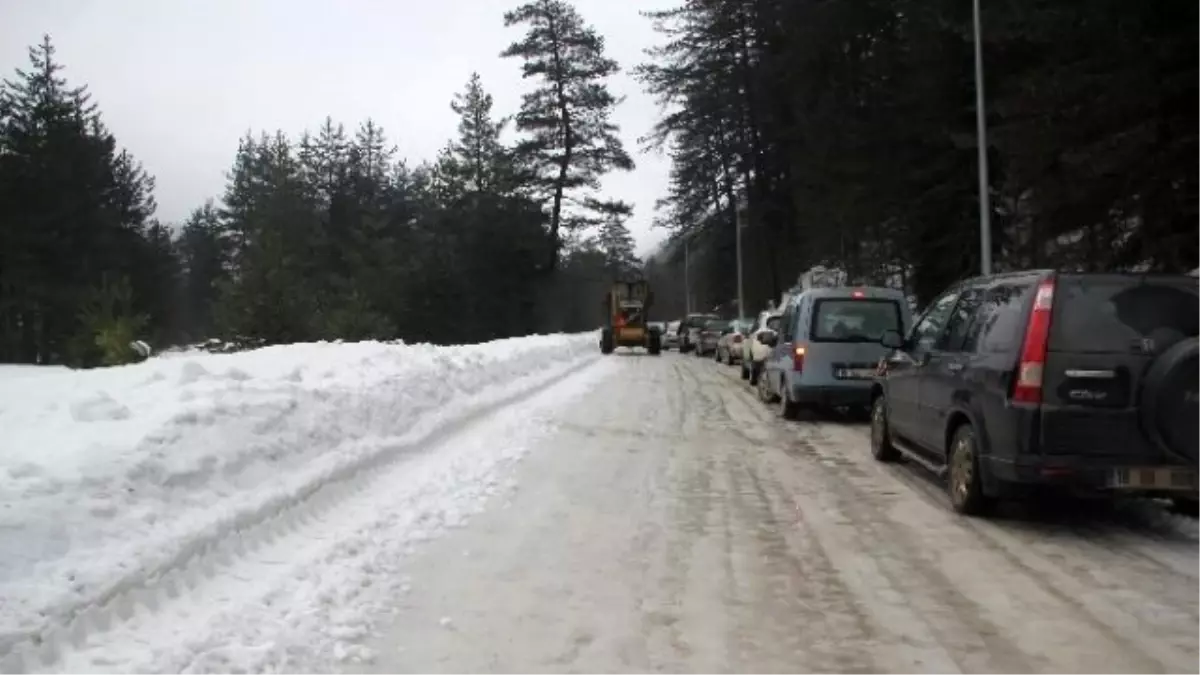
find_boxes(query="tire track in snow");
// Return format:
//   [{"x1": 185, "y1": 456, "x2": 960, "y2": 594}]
[
  {"x1": 727, "y1": 449, "x2": 878, "y2": 672},
  {"x1": 793, "y1": 406, "x2": 1199, "y2": 669},
  {"x1": 715, "y1": 366, "x2": 1122, "y2": 671},
  {"x1": 1, "y1": 350, "x2": 604, "y2": 674},
  {"x1": 700, "y1": 360, "x2": 1185, "y2": 667},
  {"x1": 696, "y1": 367, "x2": 959, "y2": 668}
]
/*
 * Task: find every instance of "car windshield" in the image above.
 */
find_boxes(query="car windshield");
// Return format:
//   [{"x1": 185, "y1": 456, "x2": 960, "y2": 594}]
[
  {"x1": 812, "y1": 298, "x2": 901, "y2": 342},
  {"x1": 686, "y1": 315, "x2": 718, "y2": 328}
]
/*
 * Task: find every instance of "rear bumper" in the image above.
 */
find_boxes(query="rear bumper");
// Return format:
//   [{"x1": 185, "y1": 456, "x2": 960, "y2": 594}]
[
  {"x1": 788, "y1": 383, "x2": 872, "y2": 407},
  {"x1": 983, "y1": 455, "x2": 1200, "y2": 497}
]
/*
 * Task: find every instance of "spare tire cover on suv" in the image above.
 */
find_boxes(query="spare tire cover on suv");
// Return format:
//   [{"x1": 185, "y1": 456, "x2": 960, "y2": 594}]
[{"x1": 1140, "y1": 336, "x2": 1199, "y2": 463}]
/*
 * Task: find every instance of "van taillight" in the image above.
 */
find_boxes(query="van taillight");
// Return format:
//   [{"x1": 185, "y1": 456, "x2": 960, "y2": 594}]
[
  {"x1": 1012, "y1": 277, "x2": 1055, "y2": 404},
  {"x1": 793, "y1": 345, "x2": 806, "y2": 371}
]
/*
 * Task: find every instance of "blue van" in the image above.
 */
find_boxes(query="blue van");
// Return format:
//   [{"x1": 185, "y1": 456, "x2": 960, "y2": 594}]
[{"x1": 758, "y1": 286, "x2": 913, "y2": 419}]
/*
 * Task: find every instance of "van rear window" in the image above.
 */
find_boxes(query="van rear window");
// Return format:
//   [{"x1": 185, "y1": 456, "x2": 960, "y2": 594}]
[
  {"x1": 811, "y1": 299, "x2": 901, "y2": 342},
  {"x1": 1049, "y1": 277, "x2": 1198, "y2": 353}
]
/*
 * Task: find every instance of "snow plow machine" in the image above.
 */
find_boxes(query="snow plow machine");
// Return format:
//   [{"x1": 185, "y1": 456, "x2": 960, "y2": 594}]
[{"x1": 600, "y1": 279, "x2": 662, "y2": 355}]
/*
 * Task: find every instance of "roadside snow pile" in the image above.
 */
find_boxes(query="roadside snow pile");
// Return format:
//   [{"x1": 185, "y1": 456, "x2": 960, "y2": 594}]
[{"x1": 0, "y1": 333, "x2": 598, "y2": 653}]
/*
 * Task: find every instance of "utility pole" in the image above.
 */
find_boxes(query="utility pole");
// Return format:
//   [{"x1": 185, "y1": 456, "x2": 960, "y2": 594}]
[
  {"x1": 735, "y1": 196, "x2": 747, "y2": 323},
  {"x1": 683, "y1": 236, "x2": 692, "y2": 314},
  {"x1": 973, "y1": 0, "x2": 993, "y2": 275}
]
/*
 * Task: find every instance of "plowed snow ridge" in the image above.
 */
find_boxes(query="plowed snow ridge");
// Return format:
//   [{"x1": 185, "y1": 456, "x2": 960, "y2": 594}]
[{"x1": 0, "y1": 333, "x2": 599, "y2": 660}]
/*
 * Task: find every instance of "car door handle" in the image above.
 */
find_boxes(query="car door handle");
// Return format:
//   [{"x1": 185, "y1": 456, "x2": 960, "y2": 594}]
[{"x1": 947, "y1": 362, "x2": 964, "y2": 372}]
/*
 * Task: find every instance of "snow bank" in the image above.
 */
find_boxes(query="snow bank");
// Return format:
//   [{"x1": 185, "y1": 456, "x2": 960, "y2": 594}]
[{"x1": 0, "y1": 333, "x2": 599, "y2": 653}]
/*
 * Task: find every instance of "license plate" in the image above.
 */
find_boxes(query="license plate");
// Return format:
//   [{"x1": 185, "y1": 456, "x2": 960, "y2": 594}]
[
  {"x1": 1109, "y1": 467, "x2": 1198, "y2": 491},
  {"x1": 835, "y1": 368, "x2": 875, "y2": 380}
]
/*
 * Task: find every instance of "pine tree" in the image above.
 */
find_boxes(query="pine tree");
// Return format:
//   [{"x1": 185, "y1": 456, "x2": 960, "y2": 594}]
[
  {"x1": 590, "y1": 199, "x2": 639, "y2": 278},
  {"x1": 0, "y1": 35, "x2": 166, "y2": 363},
  {"x1": 176, "y1": 200, "x2": 229, "y2": 340},
  {"x1": 501, "y1": 0, "x2": 634, "y2": 270},
  {"x1": 432, "y1": 74, "x2": 550, "y2": 338},
  {"x1": 129, "y1": 220, "x2": 181, "y2": 344},
  {"x1": 447, "y1": 72, "x2": 510, "y2": 195},
  {"x1": 214, "y1": 130, "x2": 322, "y2": 342}
]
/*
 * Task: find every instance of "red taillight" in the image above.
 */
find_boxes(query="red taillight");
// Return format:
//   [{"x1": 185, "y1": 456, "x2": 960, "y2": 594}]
[
  {"x1": 1012, "y1": 277, "x2": 1055, "y2": 404},
  {"x1": 851, "y1": 290, "x2": 865, "y2": 298},
  {"x1": 793, "y1": 344, "x2": 806, "y2": 371}
]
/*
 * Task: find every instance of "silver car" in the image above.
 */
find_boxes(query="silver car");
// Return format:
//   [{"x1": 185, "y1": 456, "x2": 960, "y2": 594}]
[
  {"x1": 679, "y1": 313, "x2": 718, "y2": 353},
  {"x1": 662, "y1": 320, "x2": 682, "y2": 350},
  {"x1": 715, "y1": 318, "x2": 753, "y2": 365},
  {"x1": 759, "y1": 286, "x2": 913, "y2": 419}
]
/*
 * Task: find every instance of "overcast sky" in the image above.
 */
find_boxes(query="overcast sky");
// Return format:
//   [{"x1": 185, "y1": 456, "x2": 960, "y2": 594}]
[{"x1": 1, "y1": 0, "x2": 675, "y2": 256}]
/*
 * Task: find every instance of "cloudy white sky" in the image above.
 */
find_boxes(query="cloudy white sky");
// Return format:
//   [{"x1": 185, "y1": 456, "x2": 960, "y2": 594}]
[{"x1": 1, "y1": 0, "x2": 675, "y2": 256}]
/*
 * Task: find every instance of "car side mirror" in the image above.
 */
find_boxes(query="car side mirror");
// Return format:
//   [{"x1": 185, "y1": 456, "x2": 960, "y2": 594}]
[
  {"x1": 879, "y1": 329, "x2": 904, "y2": 350},
  {"x1": 758, "y1": 331, "x2": 778, "y2": 347}
]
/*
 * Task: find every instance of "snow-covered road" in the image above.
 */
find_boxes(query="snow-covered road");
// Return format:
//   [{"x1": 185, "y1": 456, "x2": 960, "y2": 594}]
[
  {"x1": 7, "y1": 346, "x2": 1198, "y2": 673},
  {"x1": 345, "y1": 352, "x2": 1198, "y2": 674}
]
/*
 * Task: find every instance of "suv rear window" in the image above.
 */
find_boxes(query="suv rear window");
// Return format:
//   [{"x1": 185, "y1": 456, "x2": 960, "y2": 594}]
[
  {"x1": 1049, "y1": 276, "x2": 1199, "y2": 353},
  {"x1": 811, "y1": 299, "x2": 901, "y2": 342}
]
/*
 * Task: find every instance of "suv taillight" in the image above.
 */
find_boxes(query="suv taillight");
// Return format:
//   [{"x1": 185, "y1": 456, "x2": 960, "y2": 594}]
[
  {"x1": 793, "y1": 344, "x2": 806, "y2": 371},
  {"x1": 1012, "y1": 277, "x2": 1056, "y2": 404}
]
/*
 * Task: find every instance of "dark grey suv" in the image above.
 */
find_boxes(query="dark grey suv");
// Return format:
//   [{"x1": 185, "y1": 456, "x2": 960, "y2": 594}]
[{"x1": 868, "y1": 271, "x2": 1198, "y2": 516}]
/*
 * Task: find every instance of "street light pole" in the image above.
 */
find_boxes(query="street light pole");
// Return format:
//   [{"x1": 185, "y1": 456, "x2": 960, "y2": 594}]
[
  {"x1": 683, "y1": 235, "x2": 692, "y2": 314},
  {"x1": 973, "y1": 0, "x2": 993, "y2": 275},
  {"x1": 735, "y1": 197, "x2": 747, "y2": 323}
]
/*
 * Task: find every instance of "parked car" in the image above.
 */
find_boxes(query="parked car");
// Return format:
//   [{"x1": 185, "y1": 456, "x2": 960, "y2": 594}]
[
  {"x1": 663, "y1": 320, "x2": 682, "y2": 350},
  {"x1": 742, "y1": 311, "x2": 782, "y2": 384},
  {"x1": 868, "y1": 271, "x2": 1199, "y2": 516},
  {"x1": 715, "y1": 318, "x2": 753, "y2": 365},
  {"x1": 696, "y1": 318, "x2": 725, "y2": 357},
  {"x1": 759, "y1": 286, "x2": 913, "y2": 418},
  {"x1": 679, "y1": 313, "x2": 719, "y2": 353}
]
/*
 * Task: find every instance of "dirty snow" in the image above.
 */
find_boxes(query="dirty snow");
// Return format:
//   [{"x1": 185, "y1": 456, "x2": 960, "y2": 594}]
[{"x1": 349, "y1": 355, "x2": 1198, "y2": 674}]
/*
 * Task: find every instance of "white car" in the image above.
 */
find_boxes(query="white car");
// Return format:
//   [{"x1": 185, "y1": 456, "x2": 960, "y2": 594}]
[
  {"x1": 715, "y1": 318, "x2": 753, "y2": 365},
  {"x1": 741, "y1": 310, "x2": 781, "y2": 385},
  {"x1": 662, "y1": 320, "x2": 682, "y2": 350}
]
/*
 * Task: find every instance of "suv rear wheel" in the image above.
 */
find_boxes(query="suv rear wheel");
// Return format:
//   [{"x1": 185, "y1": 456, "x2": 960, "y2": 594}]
[
  {"x1": 948, "y1": 424, "x2": 993, "y2": 516},
  {"x1": 779, "y1": 380, "x2": 801, "y2": 420},
  {"x1": 869, "y1": 396, "x2": 899, "y2": 462}
]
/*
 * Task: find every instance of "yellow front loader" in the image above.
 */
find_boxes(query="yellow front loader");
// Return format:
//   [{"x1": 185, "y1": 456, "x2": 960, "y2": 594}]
[{"x1": 600, "y1": 279, "x2": 662, "y2": 355}]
